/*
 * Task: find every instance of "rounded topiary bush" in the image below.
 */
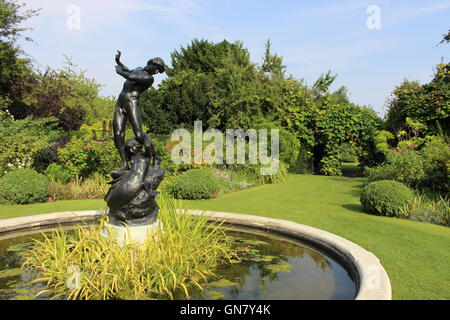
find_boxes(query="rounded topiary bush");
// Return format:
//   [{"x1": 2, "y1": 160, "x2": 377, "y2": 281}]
[
  {"x1": 360, "y1": 180, "x2": 414, "y2": 217},
  {"x1": 168, "y1": 169, "x2": 222, "y2": 200},
  {"x1": 0, "y1": 168, "x2": 49, "y2": 204}
]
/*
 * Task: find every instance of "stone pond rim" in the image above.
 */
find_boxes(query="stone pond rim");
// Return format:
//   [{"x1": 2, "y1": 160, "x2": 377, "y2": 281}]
[{"x1": 0, "y1": 210, "x2": 392, "y2": 300}]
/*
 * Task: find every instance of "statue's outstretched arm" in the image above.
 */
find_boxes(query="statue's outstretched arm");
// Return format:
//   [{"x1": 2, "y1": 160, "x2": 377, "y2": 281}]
[{"x1": 115, "y1": 50, "x2": 131, "y2": 72}]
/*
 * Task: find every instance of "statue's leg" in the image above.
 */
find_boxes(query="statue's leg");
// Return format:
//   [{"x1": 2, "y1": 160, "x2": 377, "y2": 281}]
[
  {"x1": 127, "y1": 100, "x2": 154, "y2": 162},
  {"x1": 113, "y1": 103, "x2": 128, "y2": 169}
]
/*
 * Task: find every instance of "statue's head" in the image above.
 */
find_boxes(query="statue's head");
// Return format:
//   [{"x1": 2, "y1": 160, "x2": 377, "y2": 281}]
[
  {"x1": 125, "y1": 138, "x2": 142, "y2": 156},
  {"x1": 145, "y1": 57, "x2": 165, "y2": 75}
]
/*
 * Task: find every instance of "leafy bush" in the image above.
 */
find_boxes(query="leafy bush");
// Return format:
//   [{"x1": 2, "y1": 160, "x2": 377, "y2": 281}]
[
  {"x1": 419, "y1": 136, "x2": 450, "y2": 193},
  {"x1": 23, "y1": 196, "x2": 236, "y2": 300},
  {"x1": 44, "y1": 163, "x2": 71, "y2": 184},
  {"x1": 365, "y1": 149, "x2": 426, "y2": 188},
  {"x1": 168, "y1": 169, "x2": 222, "y2": 200},
  {"x1": 0, "y1": 113, "x2": 61, "y2": 177},
  {"x1": 360, "y1": 180, "x2": 414, "y2": 217},
  {"x1": 0, "y1": 168, "x2": 49, "y2": 204}
]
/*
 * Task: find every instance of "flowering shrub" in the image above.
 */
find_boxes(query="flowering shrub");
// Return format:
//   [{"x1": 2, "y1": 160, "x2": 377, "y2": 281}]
[
  {"x1": 58, "y1": 136, "x2": 120, "y2": 179},
  {"x1": 370, "y1": 118, "x2": 449, "y2": 193},
  {"x1": 366, "y1": 136, "x2": 449, "y2": 192}
]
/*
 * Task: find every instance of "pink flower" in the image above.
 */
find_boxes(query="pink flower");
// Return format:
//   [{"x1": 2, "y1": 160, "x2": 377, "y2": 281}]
[
  {"x1": 66, "y1": 142, "x2": 71, "y2": 145},
  {"x1": 396, "y1": 150, "x2": 402, "y2": 154},
  {"x1": 98, "y1": 141, "x2": 105, "y2": 145}
]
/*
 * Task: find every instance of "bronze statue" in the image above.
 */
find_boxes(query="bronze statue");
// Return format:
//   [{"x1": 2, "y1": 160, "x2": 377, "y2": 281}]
[
  {"x1": 105, "y1": 51, "x2": 166, "y2": 224},
  {"x1": 113, "y1": 50, "x2": 165, "y2": 170}
]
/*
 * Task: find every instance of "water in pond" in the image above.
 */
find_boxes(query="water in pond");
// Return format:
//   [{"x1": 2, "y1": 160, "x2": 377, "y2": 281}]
[{"x1": 0, "y1": 227, "x2": 356, "y2": 300}]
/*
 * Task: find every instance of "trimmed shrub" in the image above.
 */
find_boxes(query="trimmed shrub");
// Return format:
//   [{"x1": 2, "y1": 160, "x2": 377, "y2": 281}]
[
  {"x1": 0, "y1": 168, "x2": 49, "y2": 204},
  {"x1": 360, "y1": 180, "x2": 414, "y2": 217},
  {"x1": 168, "y1": 169, "x2": 222, "y2": 200},
  {"x1": 44, "y1": 163, "x2": 71, "y2": 184}
]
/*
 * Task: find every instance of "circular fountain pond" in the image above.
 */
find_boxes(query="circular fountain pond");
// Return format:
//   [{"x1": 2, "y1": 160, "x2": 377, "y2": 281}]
[
  {"x1": 0, "y1": 210, "x2": 391, "y2": 300},
  {"x1": 0, "y1": 224, "x2": 356, "y2": 300}
]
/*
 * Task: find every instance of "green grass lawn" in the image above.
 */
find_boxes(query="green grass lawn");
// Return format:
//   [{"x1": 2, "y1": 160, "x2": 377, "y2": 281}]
[{"x1": 0, "y1": 174, "x2": 449, "y2": 300}]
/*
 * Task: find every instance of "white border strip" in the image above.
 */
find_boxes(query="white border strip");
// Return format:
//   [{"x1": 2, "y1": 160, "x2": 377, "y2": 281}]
[{"x1": 0, "y1": 210, "x2": 391, "y2": 300}]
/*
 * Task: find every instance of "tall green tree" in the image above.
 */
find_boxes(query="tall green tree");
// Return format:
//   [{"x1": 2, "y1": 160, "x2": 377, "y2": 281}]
[
  {"x1": 142, "y1": 39, "x2": 265, "y2": 133},
  {"x1": 0, "y1": 0, "x2": 38, "y2": 110},
  {"x1": 385, "y1": 63, "x2": 450, "y2": 136}
]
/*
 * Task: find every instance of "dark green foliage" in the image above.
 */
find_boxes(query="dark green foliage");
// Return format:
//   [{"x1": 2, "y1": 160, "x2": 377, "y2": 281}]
[
  {"x1": 0, "y1": 168, "x2": 49, "y2": 204},
  {"x1": 317, "y1": 104, "x2": 382, "y2": 175},
  {"x1": 44, "y1": 163, "x2": 71, "y2": 184},
  {"x1": 260, "y1": 39, "x2": 286, "y2": 77},
  {"x1": 168, "y1": 169, "x2": 222, "y2": 200},
  {"x1": 385, "y1": 64, "x2": 450, "y2": 136},
  {"x1": 141, "y1": 39, "x2": 276, "y2": 133},
  {"x1": 0, "y1": 1, "x2": 38, "y2": 111},
  {"x1": 360, "y1": 180, "x2": 414, "y2": 217},
  {"x1": 418, "y1": 136, "x2": 450, "y2": 193},
  {"x1": 170, "y1": 39, "x2": 252, "y2": 75},
  {"x1": 143, "y1": 39, "x2": 381, "y2": 177},
  {"x1": 279, "y1": 76, "x2": 382, "y2": 175},
  {"x1": 9, "y1": 59, "x2": 114, "y2": 131},
  {"x1": 439, "y1": 29, "x2": 450, "y2": 45},
  {"x1": 253, "y1": 121, "x2": 300, "y2": 171}
]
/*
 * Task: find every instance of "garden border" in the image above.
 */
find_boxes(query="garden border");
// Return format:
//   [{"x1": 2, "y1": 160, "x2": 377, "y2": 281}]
[{"x1": 0, "y1": 210, "x2": 391, "y2": 300}]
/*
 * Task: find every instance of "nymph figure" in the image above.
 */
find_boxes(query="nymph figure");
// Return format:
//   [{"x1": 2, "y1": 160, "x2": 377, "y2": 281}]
[{"x1": 113, "y1": 51, "x2": 165, "y2": 170}]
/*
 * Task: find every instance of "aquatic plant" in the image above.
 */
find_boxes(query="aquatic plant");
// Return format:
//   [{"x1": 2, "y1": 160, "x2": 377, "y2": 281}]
[{"x1": 22, "y1": 195, "x2": 237, "y2": 300}]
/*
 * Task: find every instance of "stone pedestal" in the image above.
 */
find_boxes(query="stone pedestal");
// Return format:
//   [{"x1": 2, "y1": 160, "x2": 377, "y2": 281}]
[{"x1": 100, "y1": 215, "x2": 161, "y2": 247}]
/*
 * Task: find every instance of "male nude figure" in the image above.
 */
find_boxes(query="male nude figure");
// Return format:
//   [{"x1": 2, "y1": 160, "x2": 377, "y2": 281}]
[{"x1": 114, "y1": 50, "x2": 165, "y2": 171}]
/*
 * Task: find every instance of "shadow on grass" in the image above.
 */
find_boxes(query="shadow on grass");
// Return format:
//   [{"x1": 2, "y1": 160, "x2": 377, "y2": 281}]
[{"x1": 342, "y1": 204, "x2": 365, "y2": 214}]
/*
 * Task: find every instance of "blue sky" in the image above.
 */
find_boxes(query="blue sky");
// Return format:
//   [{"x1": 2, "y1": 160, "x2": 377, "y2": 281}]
[{"x1": 20, "y1": 0, "x2": 449, "y2": 116}]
